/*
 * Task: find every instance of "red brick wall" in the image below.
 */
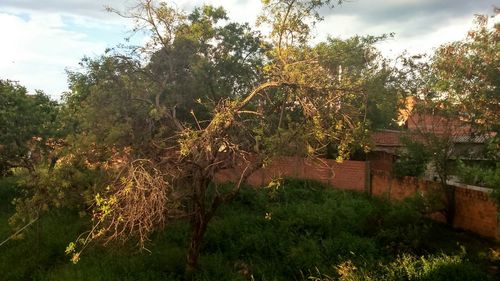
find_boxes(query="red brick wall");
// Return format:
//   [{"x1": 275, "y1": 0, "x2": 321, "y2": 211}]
[
  {"x1": 371, "y1": 170, "x2": 440, "y2": 201},
  {"x1": 215, "y1": 156, "x2": 368, "y2": 192},
  {"x1": 454, "y1": 184, "x2": 499, "y2": 239},
  {"x1": 217, "y1": 160, "x2": 499, "y2": 240},
  {"x1": 371, "y1": 171, "x2": 499, "y2": 240},
  {"x1": 372, "y1": 131, "x2": 401, "y2": 146},
  {"x1": 368, "y1": 151, "x2": 394, "y2": 173}
]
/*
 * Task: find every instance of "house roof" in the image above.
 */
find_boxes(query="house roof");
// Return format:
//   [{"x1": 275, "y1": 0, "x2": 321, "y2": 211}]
[
  {"x1": 370, "y1": 129, "x2": 494, "y2": 157},
  {"x1": 452, "y1": 132, "x2": 496, "y2": 144}
]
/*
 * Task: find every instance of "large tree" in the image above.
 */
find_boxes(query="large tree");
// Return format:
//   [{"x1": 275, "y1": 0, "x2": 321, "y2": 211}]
[
  {"x1": 316, "y1": 35, "x2": 400, "y2": 130},
  {"x1": 61, "y1": 0, "x2": 370, "y2": 272}
]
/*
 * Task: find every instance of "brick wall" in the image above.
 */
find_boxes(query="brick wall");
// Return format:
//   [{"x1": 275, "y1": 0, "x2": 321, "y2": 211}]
[
  {"x1": 216, "y1": 158, "x2": 499, "y2": 240},
  {"x1": 368, "y1": 151, "x2": 395, "y2": 173},
  {"x1": 371, "y1": 171, "x2": 499, "y2": 240},
  {"x1": 215, "y1": 156, "x2": 368, "y2": 192},
  {"x1": 453, "y1": 183, "x2": 499, "y2": 239},
  {"x1": 371, "y1": 170, "x2": 442, "y2": 201}
]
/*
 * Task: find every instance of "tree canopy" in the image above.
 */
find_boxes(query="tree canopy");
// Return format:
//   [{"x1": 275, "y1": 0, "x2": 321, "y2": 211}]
[
  {"x1": 60, "y1": 0, "x2": 375, "y2": 271},
  {"x1": 392, "y1": 10, "x2": 499, "y2": 223},
  {"x1": 0, "y1": 80, "x2": 59, "y2": 174},
  {"x1": 432, "y1": 13, "x2": 499, "y2": 133}
]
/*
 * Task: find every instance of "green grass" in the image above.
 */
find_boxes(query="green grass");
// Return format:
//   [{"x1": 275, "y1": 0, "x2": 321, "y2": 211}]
[{"x1": 0, "y1": 178, "x2": 498, "y2": 280}]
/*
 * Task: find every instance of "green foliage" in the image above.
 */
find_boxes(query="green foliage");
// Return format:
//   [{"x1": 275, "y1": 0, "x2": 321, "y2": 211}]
[
  {"x1": 63, "y1": 1, "x2": 373, "y2": 270},
  {"x1": 457, "y1": 161, "x2": 500, "y2": 188},
  {"x1": 457, "y1": 161, "x2": 500, "y2": 203},
  {"x1": 392, "y1": 14, "x2": 499, "y2": 224},
  {"x1": 381, "y1": 252, "x2": 486, "y2": 281},
  {"x1": 4, "y1": 1, "x2": 496, "y2": 275},
  {"x1": 393, "y1": 137, "x2": 431, "y2": 178},
  {"x1": 0, "y1": 177, "x2": 88, "y2": 281},
  {"x1": 0, "y1": 80, "x2": 59, "y2": 174},
  {"x1": 0, "y1": 178, "x2": 497, "y2": 280},
  {"x1": 327, "y1": 252, "x2": 487, "y2": 281},
  {"x1": 191, "y1": 179, "x2": 438, "y2": 278},
  {"x1": 316, "y1": 35, "x2": 400, "y2": 130},
  {"x1": 8, "y1": 157, "x2": 103, "y2": 227},
  {"x1": 432, "y1": 12, "x2": 500, "y2": 133},
  {"x1": 259, "y1": 0, "x2": 343, "y2": 46},
  {"x1": 62, "y1": 4, "x2": 266, "y2": 163},
  {"x1": 65, "y1": 56, "x2": 155, "y2": 150}
]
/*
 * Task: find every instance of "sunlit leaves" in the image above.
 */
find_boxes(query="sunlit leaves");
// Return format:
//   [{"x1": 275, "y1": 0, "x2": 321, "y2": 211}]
[{"x1": 432, "y1": 12, "x2": 499, "y2": 132}]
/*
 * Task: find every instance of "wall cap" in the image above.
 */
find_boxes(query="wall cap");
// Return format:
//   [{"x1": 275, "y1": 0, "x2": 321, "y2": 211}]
[{"x1": 447, "y1": 181, "x2": 493, "y2": 193}]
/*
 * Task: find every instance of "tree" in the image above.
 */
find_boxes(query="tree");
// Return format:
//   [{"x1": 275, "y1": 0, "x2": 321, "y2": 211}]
[
  {"x1": 65, "y1": 0, "x2": 367, "y2": 272},
  {"x1": 396, "y1": 50, "x2": 478, "y2": 224},
  {"x1": 0, "y1": 80, "x2": 79, "y2": 229},
  {"x1": 432, "y1": 11, "x2": 499, "y2": 134},
  {"x1": 395, "y1": 10, "x2": 499, "y2": 224},
  {"x1": 315, "y1": 35, "x2": 400, "y2": 130},
  {"x1": 427, "y1": 11, "x2": 499, "y2": 222},
  {"x1": 0, "y1": 80, "x2": 59, "y2": 174},
  {"x1": 402, "y1": 98, "x2": 469, "y2": 224}
]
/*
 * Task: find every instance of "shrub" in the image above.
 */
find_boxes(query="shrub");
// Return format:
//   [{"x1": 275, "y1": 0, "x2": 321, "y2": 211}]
[
  {"x1": 9, "y1": 160, "x2": 103, "y2": 228},
  {"x1": 457, "y1": 161, "x2": 500, "y2": 203},
  {"x1": 393, "y1": 138, "x2": 431, "y2": 178},
  {"x1": 381, "y1": 252, "x2": 488, "y2": 281},
  {"x1": 308, "y1": 252, "x2": 489, "y2": 281}
]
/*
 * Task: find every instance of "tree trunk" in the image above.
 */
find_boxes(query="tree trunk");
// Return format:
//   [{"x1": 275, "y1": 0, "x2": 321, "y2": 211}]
[
  {"x1": 183, "y1": 162, "x2": 256, "y2": 274},
  {"x1": 186, "y1": 213, "x2": 208, "y2": 275},
  {"x1": 48, "y1": 156, "x2": 58, "y2": 173},
  {"x1": 444, "y1": 184, "x2": 456, "y2": 225},
  {"x1": 186, "y1": 175, "x2": 207, "y2": 275}
]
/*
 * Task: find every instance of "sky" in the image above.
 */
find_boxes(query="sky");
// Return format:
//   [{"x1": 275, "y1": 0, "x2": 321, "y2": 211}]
[{"x1": 0, "y1": 0, "x2": 497, "y2": 99}]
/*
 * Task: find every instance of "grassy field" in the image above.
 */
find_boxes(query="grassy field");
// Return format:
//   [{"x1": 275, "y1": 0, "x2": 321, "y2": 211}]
[{"x1": 0, "y1": 178, "x2": 499, "y2": 281}]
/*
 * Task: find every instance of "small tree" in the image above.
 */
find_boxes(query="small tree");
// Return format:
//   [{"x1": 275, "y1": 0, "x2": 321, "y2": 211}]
[
  {"x1": 402, "y1": 99, "x2": 468, "y2": 223},
  {"x1": 316, "y1": 35, "x2": 400, "y2": 130},
  {"x1": 432, "y1": 11, "x2": 499, "y2": 134},
  {"x1": 393, "y1": 10, "x2": 499, "y2": 224}
]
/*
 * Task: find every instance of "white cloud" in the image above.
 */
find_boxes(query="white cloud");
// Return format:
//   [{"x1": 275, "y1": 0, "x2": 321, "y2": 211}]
[
  {"x1": 0, "y1": 10, "x2": 133, "y2": 99},
  {"x1": 0, "y1": 0, "x2": 496, "y2": 99},
  {"x1": 0, "y1": 0, "x2": 263, "y2": 99},
  {"x1": 0, "y1": 13, "x2": 97, "y2": 97},
  {"x1": 314, "y1": 0, "x2": 491, "y2": 59},
  {"x1": 0, "y1": 0, "x2": 135, "y2": 20}
]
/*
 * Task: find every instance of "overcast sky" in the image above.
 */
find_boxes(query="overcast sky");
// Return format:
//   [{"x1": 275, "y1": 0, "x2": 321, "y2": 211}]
[{"x1": 0, "y1": 0, "x2": 497, "y2": 99}]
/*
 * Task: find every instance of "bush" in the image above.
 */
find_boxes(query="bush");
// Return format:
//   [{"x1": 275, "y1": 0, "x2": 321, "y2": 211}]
[
  {"x1": 393, "y1": 138, "x2": 431, "y2": 178},
  {"x1": 457, "y1": 161, "x2": 500, "y2": 203},
  {"x1": 9, "y1": 160, "x2": 104, "y2": 228},
  {"x1": 381, "y1": 252, "x2": 488, "y2": 281},
  {"x1": 457, "y1": 161, "x2": 499, "y2": 188},
  {"x1": 308, "y1": 252, "x2": 488, "y2": 281}
]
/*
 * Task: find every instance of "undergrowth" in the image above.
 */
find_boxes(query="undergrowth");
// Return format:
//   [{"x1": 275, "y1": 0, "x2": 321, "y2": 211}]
[{"x1": 0, "y1": 178, "x2": 498, "y2": 280}]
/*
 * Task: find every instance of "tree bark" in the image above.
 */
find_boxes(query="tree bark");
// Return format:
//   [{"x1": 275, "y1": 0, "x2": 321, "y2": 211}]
[
  {"x1": 184, "y1": 159, "x2": 262, "y2": 274},
  {"x1": 185, "y1": 212, "x2": 208, "y2": 275},
  {"x1": 444, "y1": 184, "x2": 456, "y2": 225}
]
